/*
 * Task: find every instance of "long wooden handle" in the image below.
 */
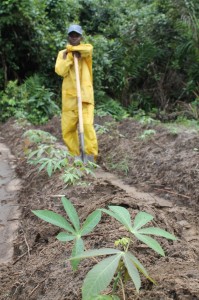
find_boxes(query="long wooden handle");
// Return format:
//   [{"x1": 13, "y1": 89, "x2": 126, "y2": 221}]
[{"x1": 74, "y1": 55, "x2": 84, "y2": 134}]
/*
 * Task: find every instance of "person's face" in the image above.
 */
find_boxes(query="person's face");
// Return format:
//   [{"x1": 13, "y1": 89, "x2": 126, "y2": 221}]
[{"x1": 68, "y1": 32, "x2": 82, "y2": 46}]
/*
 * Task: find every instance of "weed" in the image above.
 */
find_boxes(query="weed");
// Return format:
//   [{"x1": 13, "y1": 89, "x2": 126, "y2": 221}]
[
  {"x1": 32, "y1": 199, "x2": 177, "y2": 299},
  {"x1": 133, "y1": 110, "x2": 160, "y2": 125},
  {"x1": 109, "y1": 158, "x2": 129, "y2": 176},
  {"x1": 165, "y1": 125, "x2": 180, "y2": 136},
  {"x1": 94, "y1": 124, "x2": 109, "y2": 135},
  {"x1": 175, "y1": 116, "x2": 199, "y2": 129},
  {"x1": 139, "y1": 129, "x2": 156, "y2": 140}
]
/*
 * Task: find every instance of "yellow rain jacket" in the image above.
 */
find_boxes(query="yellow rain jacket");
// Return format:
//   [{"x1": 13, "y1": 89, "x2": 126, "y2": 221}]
[{"x1": 55, "y1": 43, "x2": 98, "y2": 158}]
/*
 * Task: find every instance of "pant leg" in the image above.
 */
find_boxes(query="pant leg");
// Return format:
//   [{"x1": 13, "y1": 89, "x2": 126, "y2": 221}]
[
  {"x1": 82, "y1": 103, "x2": 98, "y2": 158},
  {"x1": 61, "y1": 110, "x2": 80, "y2": 156}
]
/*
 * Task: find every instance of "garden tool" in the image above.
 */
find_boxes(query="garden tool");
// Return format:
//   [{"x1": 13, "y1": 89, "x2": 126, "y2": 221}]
[{"x1": 74, "y1": 54, "x2": 94, "y2": 163}]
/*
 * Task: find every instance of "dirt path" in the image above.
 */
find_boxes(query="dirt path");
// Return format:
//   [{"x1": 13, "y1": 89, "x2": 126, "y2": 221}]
[
  {"x1": 0, "y1": 118, "x2": 199, "y2": 299},
  {"x1": 0, "y1": 140, "x2": 21, "y2": 264}
]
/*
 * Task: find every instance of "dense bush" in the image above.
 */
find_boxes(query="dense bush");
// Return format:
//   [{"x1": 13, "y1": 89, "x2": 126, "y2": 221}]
[
  {"x1": 0, "y1": 75, "x2": 60, "y2": 124},
  {"x1": 0, "y1": 0, "x2": 199, "y2": 116}
]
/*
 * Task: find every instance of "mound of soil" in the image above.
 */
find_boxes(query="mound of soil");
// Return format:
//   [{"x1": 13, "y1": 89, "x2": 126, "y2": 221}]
[{"x1": 0, "y1": 116, "x2": 199, "y2": 300}]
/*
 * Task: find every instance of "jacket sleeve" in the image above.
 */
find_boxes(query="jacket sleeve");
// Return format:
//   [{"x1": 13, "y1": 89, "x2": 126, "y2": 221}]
[
  {"x1": 66, "y1": 44, "x2": 93, "y2": 58},
  {"x1": 55, "y1": 50, "x2": 74, "y2": 77}
]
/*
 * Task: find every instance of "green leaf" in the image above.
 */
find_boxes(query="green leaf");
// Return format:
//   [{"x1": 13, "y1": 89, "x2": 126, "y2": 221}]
[
  {"x1": 80, "y1": 210, "x2": 101, "y2": 236},
  {"x1": 38, "y1": 161, "x2": 49, "y2": 172},
  {"x1": 47, "y1": 160, "x2": 53, "y2": 176},
  {"x1": 71, "y1": 237, "x2": 84, "y2": 271},
  {"x1": 108, "y1": 206, "x2": 132, "y2": 230},
  {"x1": 138, "y1": 227, "x2": 177, "y2": 240},
  {"x1": 134, "y1": 233, "x2": 165, "y2": 256},
  {"x1": 56, "y1": 232, "x2": 75, "y2": 242},
  {"x1": 126, "y1": 251, "x2": 155, "y2": 284},
  {"x1": 126, "y1": 252, "x2": 149, "y2": 279},
  {"x1": 61, "y1": 197, "x2": 80, "y2": 231},
  {"x1": 69, "y1": 248, "x2": 122, "y2": 261},
  {"x1": 100, "y1": 208, "x2": 131, "y2": 230},
  {"x1": 32, "y1": 210, "x2": 75, "y2": 233},
  {"x1": 123, "y1": 253, "x2": 141, "y2": 292},
  {"x1": 132, "y1": 212, "x2": 154, "y2": 230},
  {"x1": 82, "y1": 254, "x2": 122, "y2": 299}
]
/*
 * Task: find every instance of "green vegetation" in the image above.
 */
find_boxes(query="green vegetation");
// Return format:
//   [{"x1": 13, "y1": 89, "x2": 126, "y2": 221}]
[
  {"x1": 23, "y1": 129, "x2": 98, "y2": 185},
  {"x1": 1, "y1": 0, "x2": 199, "y2": 120},
  {"x1": 108, "y1": 158, "x2": 129, "y2": 175},
  {"x1": 32, "y1": 199, "x2": 177, "y2": 299},
  {"x1": 0, "y1": 75, "x2": 60, "y2": 124},
  {"x1": 139, "y1": 129, "x2": 157, "y2": 140},
  {"x1": 32, "y1": 197, "x2": 102, "y2": 271}
]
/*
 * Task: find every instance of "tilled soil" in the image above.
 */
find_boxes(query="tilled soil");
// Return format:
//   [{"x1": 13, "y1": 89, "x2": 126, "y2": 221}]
[{"x1": 0, "y1": 116, "x2": 199, "y2": 300}]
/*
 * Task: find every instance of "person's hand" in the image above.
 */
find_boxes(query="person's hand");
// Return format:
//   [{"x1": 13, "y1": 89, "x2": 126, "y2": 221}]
[
  {"x1": 63, "y1": 50, "x2": 67, "y2": 59},
  {"x1": 73, "y1": 51, "x2": 81, "y2": 59}
]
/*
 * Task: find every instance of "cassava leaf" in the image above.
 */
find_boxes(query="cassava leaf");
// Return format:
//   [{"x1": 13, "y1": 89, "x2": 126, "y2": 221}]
[
  {"x1": 61, "y1": 197, "x2": 80, "y2": 231},
  {"x1": 132, "y1": 212, "x2": 154, "y2": 230},
  {"x1": 82, "y1": 254, "x2": 122, "y2": 299},
  {"x1": 80, "y1": 210, "x2": 101, "y2": 236},
  {"x1": 69, "y1": 248, "x2": 122, "y2": 261},
  {"x1": 38, "y1": 161, "x2": 49, "y2": 172},
  {"x1": 108, "y1": 206, "x2": 132, "y2": 230},
  {"x1": 123, "y1": 253, "x2": 141, "y2": 292},
  {"x1": 126, "y1": 252, "x2": 155, "y2": 283},
  {"x1": 126, "y1": 252, "x2": 149, "y2": 279},
  {"x1": 56, "y1": 232, "x2": 75, "y2": 242},
  {"x1": 100, "y1": 208, "x2": 131, "y2": 230},
  {"x1": 46, "y1": 160, "x2": 53, "y2": 176},
  {"x1": 134, "y1": 233, "x2": 165, "y2": 256},
  {"x1": 138, "y1": 227, "x2": 177, "y2": 240},
  {"x1": 32, "y1": 210, "x2": 75, "y2": 233}
]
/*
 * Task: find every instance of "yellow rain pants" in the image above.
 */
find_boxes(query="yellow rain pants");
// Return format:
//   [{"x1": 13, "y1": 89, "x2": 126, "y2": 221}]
[{"x1": 55, "y1": 44, "x2": 98, "y2": 158}]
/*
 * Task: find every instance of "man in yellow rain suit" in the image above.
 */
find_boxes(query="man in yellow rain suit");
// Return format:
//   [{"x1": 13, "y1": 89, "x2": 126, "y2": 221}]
[{"x1": 55, "y1": 24, "x2": 98, "y2": 160}]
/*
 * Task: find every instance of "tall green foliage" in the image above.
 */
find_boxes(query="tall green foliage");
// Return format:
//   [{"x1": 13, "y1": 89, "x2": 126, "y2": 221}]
[
  {"x1": 0, "y1": 75, "x2": 60, "y2": 124},
  {"x1": 1, "y1": 0, "x2": 199, "y2": 115}
]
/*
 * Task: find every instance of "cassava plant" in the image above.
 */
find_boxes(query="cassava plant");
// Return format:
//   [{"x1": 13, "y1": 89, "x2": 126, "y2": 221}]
[
  {"x1": 70, "y1": 206, "x2": 177, "y2": 299},
  {"x1": 32, "y1": 199, "x2": 177, "y2": 299},
  {"x1": 23, "y1": 129, "x2": 98, "y2": 183},
  {"x1": 32, "y1": 196, "x2": 101, "y2": 270}
]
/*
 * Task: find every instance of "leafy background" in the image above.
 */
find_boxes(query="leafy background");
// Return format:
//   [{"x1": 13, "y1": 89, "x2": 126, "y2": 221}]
[{"x1": 0, "y1": 0, "x2": 199, "y2": 121}]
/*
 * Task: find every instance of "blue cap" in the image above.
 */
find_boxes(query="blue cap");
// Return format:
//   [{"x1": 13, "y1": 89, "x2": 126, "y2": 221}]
[{"x1": 68, "y1": 24, "x2": 82, "y2": 35}]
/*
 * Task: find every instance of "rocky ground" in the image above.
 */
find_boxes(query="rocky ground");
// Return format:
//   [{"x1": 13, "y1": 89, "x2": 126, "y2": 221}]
[{"x1": 0, "y1": 115, "x2": 199, "y2": 300}]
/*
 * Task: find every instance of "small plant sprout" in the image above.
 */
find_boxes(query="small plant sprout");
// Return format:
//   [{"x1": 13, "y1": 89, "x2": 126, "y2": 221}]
[
  {"x1": 32, "y1": 197, "x2": 101, "y2": 270},
  {"x1": 61, "y1": 160, "x2": 98, "y2": 186},
  {"x1": 94, "y1": 123, "x2": 109, "y2": 135},
  {"x1": 70, "y1": 206, "x2": 176, "y2": 299},
  {"x1": 139, "y1": 129, "x2": 156, "y2": 140}
]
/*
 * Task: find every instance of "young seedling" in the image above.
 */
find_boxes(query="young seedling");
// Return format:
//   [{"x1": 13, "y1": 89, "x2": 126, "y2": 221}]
[
  {"x1": 139, "y1": 129, "x2": 156, "y2": 140},
  {"x1": 61, "y1": 160, "x2": 98, "y2": 186},
  {"x1": 32, "y1": 197, "x2": 101, "y2": 270},
  {"x1": 23, "y1": 129, "x2": 98, "y2": 183},
  {"x1": 32, "y1": 199, "x2": 177, "y2": 299},
  {"x1": 70, "y1": 206, "x2": 177, "y2": 299}
]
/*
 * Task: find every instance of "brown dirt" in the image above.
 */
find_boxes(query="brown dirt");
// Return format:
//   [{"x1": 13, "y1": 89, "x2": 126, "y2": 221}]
[{"x1": 0, "y1": 116, "x2": 199, "y2": 300}]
